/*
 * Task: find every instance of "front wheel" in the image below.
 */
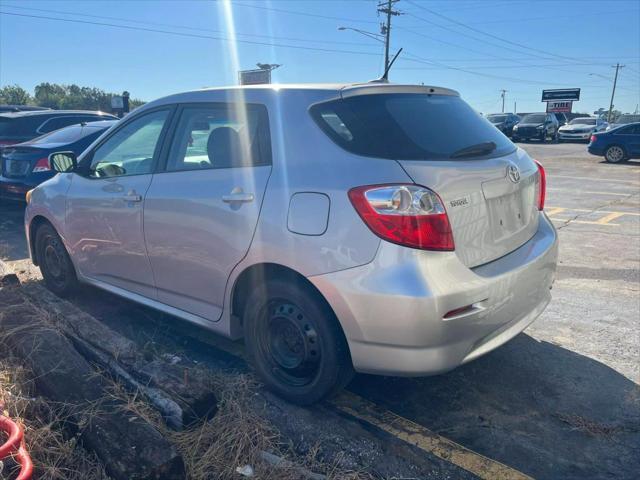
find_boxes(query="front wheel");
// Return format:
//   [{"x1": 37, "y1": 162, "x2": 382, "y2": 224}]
[
  {"x1": 243, "y1": 279, "x2": 354, "y2": 405},
  {"x1": 604, "y1": 145, "x2": 626, "y2": 163},
  {"x1": 35, "y1": 223, "x2": 78, "y2": 296}
]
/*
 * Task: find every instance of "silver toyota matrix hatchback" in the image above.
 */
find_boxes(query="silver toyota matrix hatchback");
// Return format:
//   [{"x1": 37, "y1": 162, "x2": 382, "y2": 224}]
[{"x1": 25, "y1": 83, "x2": 558, "y2": 404}]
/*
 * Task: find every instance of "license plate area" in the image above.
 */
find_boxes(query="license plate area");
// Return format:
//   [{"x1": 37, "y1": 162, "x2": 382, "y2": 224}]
[{"x1": 482, "y1": 175, "x2": 535, "y2": 242}]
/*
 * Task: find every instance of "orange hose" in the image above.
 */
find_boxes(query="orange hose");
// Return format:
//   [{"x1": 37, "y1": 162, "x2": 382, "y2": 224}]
[{"x1": 0, "y1": 415, "x2": 33, "y2": 480}]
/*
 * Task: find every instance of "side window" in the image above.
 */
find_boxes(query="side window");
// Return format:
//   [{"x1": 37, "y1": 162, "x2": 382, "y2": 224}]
[
  {"x1": 615, "y1": 126, "x2": 633, "y2": 135},
  {"x1": 166, "y1": 104, "x2": 271, "y2": 172},
  {"x1": 38, "y1": 116, "x2": 82, "y2": 133},
  {"x1": 89, "y1": 109, "x2": 169, "y2": 178}
]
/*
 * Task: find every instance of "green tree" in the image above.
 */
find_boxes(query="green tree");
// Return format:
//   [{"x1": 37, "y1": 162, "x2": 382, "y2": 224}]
[
  {"x1": 31, "y1": 83, "x2": 145, "y2": 112},
  {"x1": 0, "y1": 84, "x2": 32, "y2": 105}
]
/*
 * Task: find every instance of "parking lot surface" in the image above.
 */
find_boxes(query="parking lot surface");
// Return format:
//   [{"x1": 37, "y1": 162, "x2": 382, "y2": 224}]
[{"x1": 1, "y1": 142, "x2": 638, "y2": 479}]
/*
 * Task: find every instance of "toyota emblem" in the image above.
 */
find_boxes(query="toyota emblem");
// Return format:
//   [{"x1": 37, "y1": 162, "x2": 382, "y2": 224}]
[{"x1": 507, "y1": 164, "x2": 521, "y2": 183}]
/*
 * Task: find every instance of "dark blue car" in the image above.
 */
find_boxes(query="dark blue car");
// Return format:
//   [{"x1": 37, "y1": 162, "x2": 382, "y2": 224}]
[
  {"x1": 0, "y1": 120, "x2": 116, "y2": 201},
  {"x1": 588, "y1": 122, "x2": 640, "y2": 163}
]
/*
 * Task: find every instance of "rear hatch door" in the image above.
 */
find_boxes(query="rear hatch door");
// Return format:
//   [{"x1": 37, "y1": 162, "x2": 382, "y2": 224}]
[{"x1": 399, "y1": 148, "x2": 539, "y2": 268}]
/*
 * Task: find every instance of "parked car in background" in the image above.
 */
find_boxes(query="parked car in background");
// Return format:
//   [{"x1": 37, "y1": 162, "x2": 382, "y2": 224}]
[
  {"x1": 0, "y1": 110, "x2": 116, "y2": 147},
  {"x1": 486, "y1": 113, "x2": 520, "y2": 137},
  {"x1": 24, "y1": 83, "x2": 557, "y2": 404},
  {"x1": 0, "y1": 120, "x2": 116, "y2": 201},
  {"x1": 607, "y1": 114, "x2": 640, "y2": 130},
  {"x1": 558, "y1": 116, "x2": 608, "y2": 142},
  {"x1": 0, "y1": 105, "x2": 51, "y2": 113},
  {"x1": 512, "y1": 113, "x2": 559, "y2": 142},
  {"x1": 550, "y1": 112, "x2": 568, "y2": 126},
  {"x1": 588, "y1": 122, "x2": 640, "y2": 163}
]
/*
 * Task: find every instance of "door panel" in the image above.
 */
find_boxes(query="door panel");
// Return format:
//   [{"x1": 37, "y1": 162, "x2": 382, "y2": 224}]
[
  {"x1": 144, "y1": 167, "x2": 271, "y2": 319},
  {"x1": 143, "y1": 104, "x2": 272, "y2": 320},
  {"x1": 66, "y1": 174, "x2": 156, "y2": 297},
  {"x1": 64, "y1": 108, "x2": 171, "y2": 298}
]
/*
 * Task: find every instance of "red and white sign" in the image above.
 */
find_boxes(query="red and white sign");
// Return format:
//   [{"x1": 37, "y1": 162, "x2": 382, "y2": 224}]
[{"x1": 546, "y1": 101, "x2": 573, "y2": 113}]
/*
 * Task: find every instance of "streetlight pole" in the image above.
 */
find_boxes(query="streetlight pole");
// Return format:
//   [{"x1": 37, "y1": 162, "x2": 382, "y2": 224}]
[
  {"x1": 337, "y1": 27, "x2": 385, "y2": 44},
  {"x1": 608, "y1": 63, "x2": 625, "y2": 123},
  {"x1": 500, "y1": 89, "x2": 507, "y2": 113}
]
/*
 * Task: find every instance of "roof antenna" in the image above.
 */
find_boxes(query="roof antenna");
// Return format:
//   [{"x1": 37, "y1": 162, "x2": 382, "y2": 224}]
[{"x1": 371, "y1": 48, "x2": 403, "y2": 83}]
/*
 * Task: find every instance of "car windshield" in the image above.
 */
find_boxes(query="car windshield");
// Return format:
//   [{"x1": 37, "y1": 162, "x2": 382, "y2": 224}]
[
  {"x1": 521, "y1": 114, "x2": 546, "y2": 123},
  {"x1": 569, "y1": 118, "x2": 596, "y2": 125},
  {"x1": 487, "y1": 114, "x2": 508, "y2": 123},
  {"x1": 311, "y1": 93, "x2": 515, "y2": 160}
]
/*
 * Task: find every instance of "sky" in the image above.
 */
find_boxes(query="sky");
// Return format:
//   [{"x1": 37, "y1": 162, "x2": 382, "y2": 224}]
[{"x1": 1, "y1": 0, "x2": 639, "y2": 115}]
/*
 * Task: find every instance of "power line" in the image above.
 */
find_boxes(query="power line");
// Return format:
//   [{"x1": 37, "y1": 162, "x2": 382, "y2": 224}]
[
  {"x1": 0, "y1": 4, "x2": 377, "y2": 48},
  {"x1": 230, "y1": 1, "x2": 379, "y2": 24},
  {"x1": 0, "y1": 11, "x2": 383, "y2": 57},
  {"x1": 405, "y1": 0, "x2": 588, "y2": 64}
]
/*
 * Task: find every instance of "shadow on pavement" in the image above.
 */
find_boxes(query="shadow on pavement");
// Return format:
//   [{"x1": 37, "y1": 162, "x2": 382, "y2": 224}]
[{"x1": 348, "y1": 334, "x2": 640, "y2": 480}]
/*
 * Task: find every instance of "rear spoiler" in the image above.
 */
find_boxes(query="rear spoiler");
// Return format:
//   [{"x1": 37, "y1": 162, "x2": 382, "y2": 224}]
[{"x1": 340, "y1": 84, "x2": 459, "y2": 99}]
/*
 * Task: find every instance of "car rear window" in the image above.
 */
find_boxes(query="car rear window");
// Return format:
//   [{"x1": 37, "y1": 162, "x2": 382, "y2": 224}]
[
  {"x1": 310, "y1": 93, "x2": 515, "y2": 160},
  {"x1": 0, "y1": 116, "x2": 41, "y2": 137},
  {"x1": 28, "y1": 124, "x2": 107, "y2": 145}
]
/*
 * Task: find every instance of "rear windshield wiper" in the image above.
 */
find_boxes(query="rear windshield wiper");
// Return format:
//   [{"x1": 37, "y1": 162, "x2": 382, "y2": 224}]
[{"x1": 450, "y1": 141, "x2": 496, "y2": 159}]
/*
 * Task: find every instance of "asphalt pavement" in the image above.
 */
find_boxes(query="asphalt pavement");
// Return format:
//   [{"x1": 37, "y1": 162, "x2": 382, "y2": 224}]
[{"x1": 1, "y1": 141, "x2": 638, "y2": 479}]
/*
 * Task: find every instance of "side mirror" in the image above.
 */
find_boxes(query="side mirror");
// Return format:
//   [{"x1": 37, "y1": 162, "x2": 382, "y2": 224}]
[{"x1": 49, "y1": 151, "x2": 77, "y2": 173}]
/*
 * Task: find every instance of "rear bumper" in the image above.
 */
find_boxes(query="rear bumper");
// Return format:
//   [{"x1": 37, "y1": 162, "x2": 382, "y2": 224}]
[
  {"x1": 310, "y1": 213, "x2": 558, "y2": 376},
  {"x1": 0, "y1": 176, "x2": 33, "y2": 201},
  {"x1": 588, "y1": 145, "x2": 605, "y2": 156}
]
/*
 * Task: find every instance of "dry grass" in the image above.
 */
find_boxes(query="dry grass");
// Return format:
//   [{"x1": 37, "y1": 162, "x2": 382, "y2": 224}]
[
  {"x1": 1, "y1": 286, "x2": 375, "y2": 480},
  {"x1": 109, "y1": 371, "x2": 375, "y2": 480},
  {"x1": 0, "y1": 354, "x2": 108, "y2": 480}
]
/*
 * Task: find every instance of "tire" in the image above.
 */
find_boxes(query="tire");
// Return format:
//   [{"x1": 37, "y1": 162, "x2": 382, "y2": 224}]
[
  {"x1": 35, "y1": 223, "x2": 78, "y2": 296},
  {"x1": 539, "y1": 131, "x2": 547, "y2": 143},
  {"x1": 604, "y1": 145, "x2": 626, "y2": 163},
  {"x1": 243, "y1": 278, "x2": 354, "y2": 405}
]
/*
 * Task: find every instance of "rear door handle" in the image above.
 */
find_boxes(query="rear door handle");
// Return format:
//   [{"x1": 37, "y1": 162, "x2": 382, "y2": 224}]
[{"x1": 222, "y1": 192, "x2": 254, "y2": 203}]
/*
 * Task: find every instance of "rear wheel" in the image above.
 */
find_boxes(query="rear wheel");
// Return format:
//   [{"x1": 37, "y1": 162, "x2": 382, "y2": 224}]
[
  {"x1": 243, "y1": 279, "x2": 354, "y2": 405},
  {"x1": 35, "y1": 223, "x2": 78, "y2": 296},
  {"x1": 604, "y1": 145, "x2": 626, "y2": 163}
]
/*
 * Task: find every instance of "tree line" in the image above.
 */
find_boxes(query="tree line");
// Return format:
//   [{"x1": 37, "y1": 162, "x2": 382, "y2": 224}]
[{"x1": 0, "y1": 83, "x2": 145, "y2": 112}]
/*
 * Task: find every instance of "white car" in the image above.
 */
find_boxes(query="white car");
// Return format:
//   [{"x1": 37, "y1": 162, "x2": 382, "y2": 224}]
[{"x1": 558, "y1": 117, "x2": 607, "y2": 141}]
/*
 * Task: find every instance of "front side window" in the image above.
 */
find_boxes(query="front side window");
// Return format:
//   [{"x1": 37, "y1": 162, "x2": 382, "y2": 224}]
[
  {"x1": 89, "y1": 109, "x2": 169, "y2": 178},
  {"x1": 166, "y1": 104, "x2": 271, "y2": 172}
]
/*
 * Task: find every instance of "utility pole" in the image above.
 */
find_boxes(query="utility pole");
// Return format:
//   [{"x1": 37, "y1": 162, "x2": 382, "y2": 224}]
[
  {"x1": 378, "y1": 0, "x2": 401, "y2": 73},
  {"x1": 608, "y1": 63, "x2": 625, "y2": 123},
  {"x1": 500, "y1": 89, "x2": 507, "y2": 113},
  {"x1": 514, "y1": 100, "x2": 517, "y2": 114}
]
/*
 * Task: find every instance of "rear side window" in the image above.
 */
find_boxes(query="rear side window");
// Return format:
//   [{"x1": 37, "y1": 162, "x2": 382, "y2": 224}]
[
  {"x1": 310, "y1": 93, "x2": 515, "y2": 160},
  {"x1": 38, "y1": 115, "x2": 108, "y2": 133},
  {"x1": 166, "y1": 104, "x2": 271, "y2": 171}
]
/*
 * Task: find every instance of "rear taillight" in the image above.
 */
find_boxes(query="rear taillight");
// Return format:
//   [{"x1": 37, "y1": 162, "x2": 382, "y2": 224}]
[
  {"x1": 534, "y1": 160, "x2": 546, "y2": 210},
  {"x1": 590, "y1": 135, "x2": 597, "y2": 144},
  {"x1": 348, "y1": 184, "x2": 455, "y2": 251},
  {"x1": 32, "y1": 157, "x2": 51, "y2": 173}
]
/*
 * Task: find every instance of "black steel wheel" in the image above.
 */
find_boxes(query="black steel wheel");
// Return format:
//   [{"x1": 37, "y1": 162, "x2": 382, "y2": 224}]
[
  {"x1": 243, "y1": 278, "x2": 353, "y2": 405},
  {"x1": 35, "y1": 223, "x2": 78, "y2": 296}
]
